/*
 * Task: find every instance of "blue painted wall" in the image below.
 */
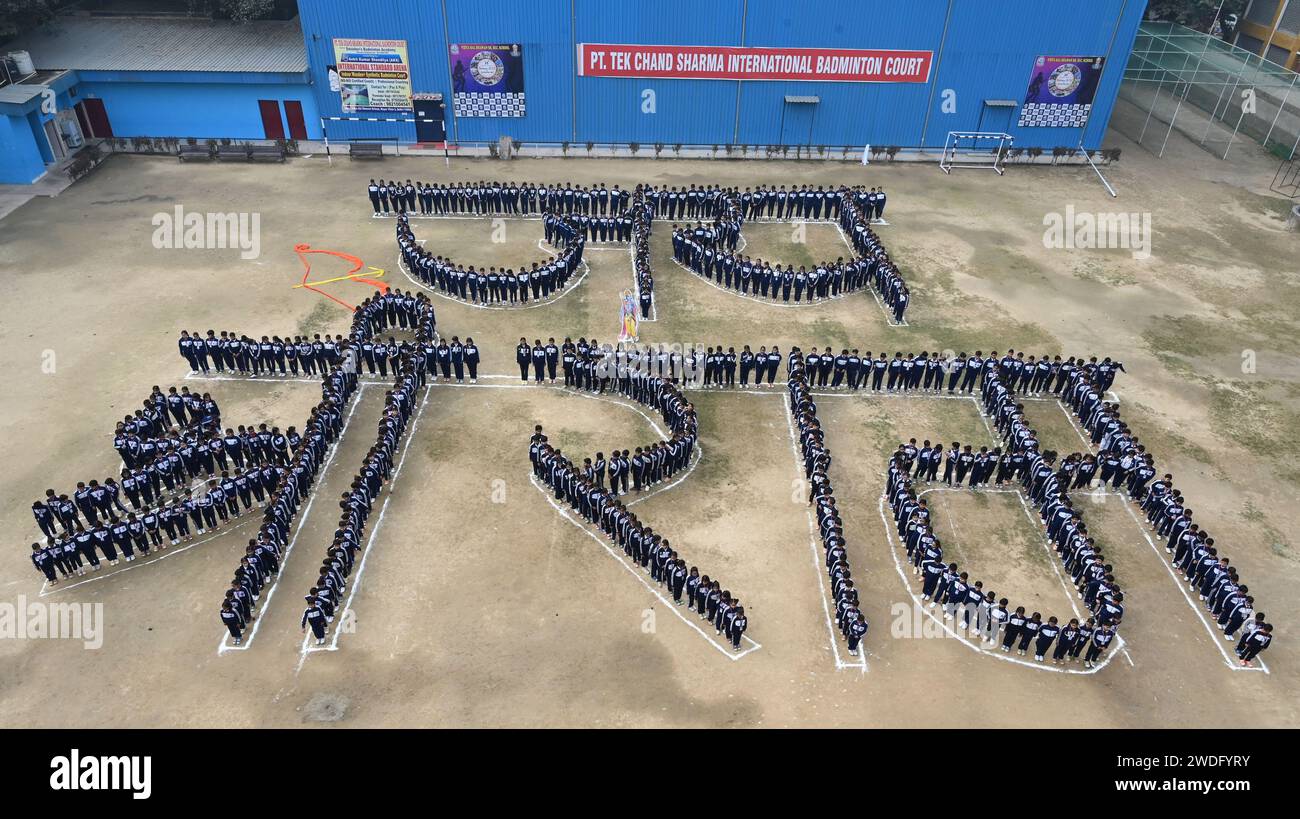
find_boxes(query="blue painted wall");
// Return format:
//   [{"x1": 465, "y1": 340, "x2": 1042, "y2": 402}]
[
  {"x1": 297, "y1": 0, "x2": 1146, "y2": 149},
  {"x1": 76, "y1": 75, "x2": 321, "y2": 140},
  {"x1": 0, "y1": 113, "x2": 48, "y2": 183}
]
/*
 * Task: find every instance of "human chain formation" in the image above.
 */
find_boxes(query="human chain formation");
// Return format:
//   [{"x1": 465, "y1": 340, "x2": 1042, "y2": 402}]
[
  {"x1": 215, "y1": 290, "x2": 448, "y2": 646},
  {"x1": 366, "y1": 178, "x2": 634, "y2": 217},
  {"x1": 28, "y1": 387, "x2": 296, "y2": 582},
  {"x1": 528, "y1": 378, "x2": 749, "y2": 651},
  {"x1": 670, "y1": 187, "x2": 908, "y2": 321},
  {"x1": 300, "y1": 300, "x2": 434, "y2": 646},
  {"x1": 398, "y1": 211, "x2": 586, "y2": 307},
  {"x1": 881, "y1": 362, "x2": 1122, "y2": 668},
  {"x1": 788, "y1": 348, "x2": 868, "y2": 656},
  {"x1": 1064, "y1": 376, "x2": 1273, "y2": 667},
  {"x1": 372, "y1": 179, "x2": 899, "y2": 322},
  {"x1": 364, "y1": 178, "x2": 886, "y2": 223},
  {"x1": 513, "y1": 338, "x2": 789, "y2": 387}
]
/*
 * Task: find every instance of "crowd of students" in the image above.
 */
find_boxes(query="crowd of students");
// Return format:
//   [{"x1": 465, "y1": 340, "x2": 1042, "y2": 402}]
[
  {"x1": 366, "y1": 179, "x2": 633, "y2": 217},
  {"x1": 398, "y1": 211, "x2": 585, "y2": 307},
  {"x1": 219, "y1": 290, "x2": 441, "y2": 646},
  {"x1": 629, "y1": 191, "x2": 655, "y2": 319},
  {"x1": 300, "y1": 321, "x2": 429, "y2": 646},
  {"x1": 512, "y1": 339, "x2": 790, "y2": 389},
  {"x1": 840, "y1": 193, "x2": 908, "y2": 323},
  {"x1": 29, "y1": 386, "x2": 303, "y2": 582},
  {"x1": 179, "y1": 329, "x2": 351, "y2": 377},
  {"x1": 878, "y1": 364, "x2": 1123, "y2": 665},
  {"x1": 528, "y1": 373, "x2": 749, "y2": 650},
  {"x1": 874, "y1": 357, "x2": 1133, "y2": 668},
  {"x1": 664, "y1": 185, "x2": 907, "y2": 321},
  {"x1": 888, "y1": 450, "x2": 1119, "y2": 667},
  {"x1": 373, "y1": 179, "x2": 909, "y2": 322},
  {"x1": 1066, "y1": 370, "x2": 1273, "y2": 666},
  {"x1": 787, "y1": 348, "x2": 868, "y2": 655}
]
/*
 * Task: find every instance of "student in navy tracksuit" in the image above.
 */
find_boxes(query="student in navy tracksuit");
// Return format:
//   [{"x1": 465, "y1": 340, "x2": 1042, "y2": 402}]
[
  {"x1": 1084, "y1": 624, "x2": 1116, "y2": 668},
  {"x1": 846, "y1": 612, "x2": 867, "y2": 655},
  {"x1": 31, "y1": 543, "x2": 57, "y2": 583},
  {"x1": 464, "y1": 338, "x2": 480, "y2": 383},
  {"x1": 302, "y1": 598, "x2": 328, "y2": 645},
  {"x1": 221, "y1": 601, "x2": 245, "y2": 645},
  {"x1": 1238, "y1": 623, "x2": 1272, "y2": 666},
  {"x1": 516, "y1": 338, "x2": 532, "y2": 381}
]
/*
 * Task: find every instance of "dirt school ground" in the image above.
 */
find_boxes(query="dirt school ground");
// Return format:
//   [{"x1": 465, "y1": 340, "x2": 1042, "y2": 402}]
[{"x1": 1, "y1": 120, "x2": 1298, "y2": 728}]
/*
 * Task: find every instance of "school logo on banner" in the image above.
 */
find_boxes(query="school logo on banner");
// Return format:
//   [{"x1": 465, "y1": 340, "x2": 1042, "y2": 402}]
[
  {"x1": 1017, "y1": 55, "x2": 1105, "y2": 128},
  {"x1": 450, "y1": 43, "x2": 526, "y2": 118}
]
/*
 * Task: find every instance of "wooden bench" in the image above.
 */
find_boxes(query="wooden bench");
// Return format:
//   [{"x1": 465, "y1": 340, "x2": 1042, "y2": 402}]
[
  {"x1": 177, "y1": 144, "x2": 213, "y2": 162},
  {"x1": 216, "y1": 145, "x2": 251, "y2": 161},
  {"x1": 349, "y1": 141, "x2": 385, "y2": 160},
  {"x1": 248, "y1": 144, "x2": 286, "y2": 162}
]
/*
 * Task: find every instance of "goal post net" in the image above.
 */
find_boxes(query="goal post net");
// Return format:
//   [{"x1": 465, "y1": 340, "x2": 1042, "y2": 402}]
[{"x1": 940, "y1": 131, "x2": 1014, "y2": 175}]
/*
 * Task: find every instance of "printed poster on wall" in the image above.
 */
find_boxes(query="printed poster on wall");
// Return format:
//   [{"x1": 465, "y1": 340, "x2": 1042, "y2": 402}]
[
  {"x1": 449, "y1": 43, "x2": 526, "y2": 117},
  {"x1": 1017, "y1": 55, "x2": 1105, "y2": 128},
  {"x1": 333, "y1": 38, "x2": 413, "y2": 113}
]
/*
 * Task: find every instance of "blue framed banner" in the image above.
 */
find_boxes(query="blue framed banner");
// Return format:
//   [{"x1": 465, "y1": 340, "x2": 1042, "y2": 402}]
[
  {"x1": 449, "y1": 43, "x2": 526, "y2": 118},
  {"x1": 333, "y1": 38, "x2": 412, "y2": 113},
  {"x1": 1017, "y1": 55, "x2": 1105, "y2": 128}
]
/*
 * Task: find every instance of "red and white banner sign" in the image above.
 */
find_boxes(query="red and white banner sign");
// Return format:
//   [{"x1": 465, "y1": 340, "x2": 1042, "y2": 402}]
[{"x1": 577, "y1": 43, "x2": 933, "y2": 83}]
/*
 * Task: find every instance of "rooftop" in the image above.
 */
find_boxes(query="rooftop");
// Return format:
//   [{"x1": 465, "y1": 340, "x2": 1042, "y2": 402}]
[{"x1": 5, "y1": 15, "x2": 308, "y2": 74}]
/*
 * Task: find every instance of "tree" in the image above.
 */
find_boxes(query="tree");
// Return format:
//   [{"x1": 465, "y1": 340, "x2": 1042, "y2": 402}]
[
  {"x1": 1147, "y1": 0, "x2": 1245, "y2": 31},
  {"x1": 215, "y1": 0, "x2": 276, "y2": 23},
  {"x1": 187, "y1": 0, "x2": 281, "y2": 22},
  {"x1": 0, "y1": 0, "x2": 56, "y2": 41}
]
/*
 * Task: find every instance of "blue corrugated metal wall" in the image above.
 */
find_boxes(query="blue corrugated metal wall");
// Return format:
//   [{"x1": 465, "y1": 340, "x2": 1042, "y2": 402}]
[
  {"x1": 928, "y1": 0, "x2": 1142, "y2": 150},
  {"x1": 298, "y1": 0, "x2": 452, "y2": 143},
  {"x1": 575, "y1": 0, "x2": 743, "y2": 145},
  {"x1": 295, "y1": 0, "x2": 1146, "y2": 149}
]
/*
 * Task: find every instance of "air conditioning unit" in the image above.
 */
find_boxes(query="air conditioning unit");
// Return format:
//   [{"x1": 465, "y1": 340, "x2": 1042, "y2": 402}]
[{"x1": 60, "y1": 117, "x2": 84, "y2": 148}]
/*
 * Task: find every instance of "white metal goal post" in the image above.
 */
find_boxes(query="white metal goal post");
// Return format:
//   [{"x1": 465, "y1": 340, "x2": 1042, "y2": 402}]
[
  {"x1": 939, "y1": 131, "x2": 1014, "y2": 175},
  {"x1": 319, "y1": 115, "x2": 452, "y2": 165}
]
